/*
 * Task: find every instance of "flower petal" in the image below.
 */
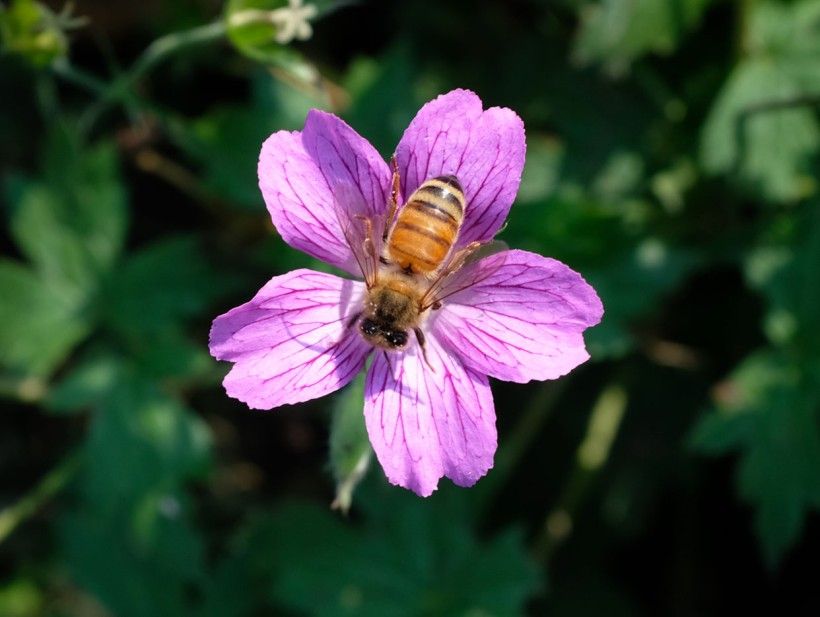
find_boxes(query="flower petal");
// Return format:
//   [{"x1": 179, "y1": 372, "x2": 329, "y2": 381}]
[
  {"x1": 209, "y1": 269, "x2": 371, "y2": 409},
  {"x1": 394, "y1": 89, "x2": 526, "y2": 246},
  {"x1": 364, "y1": 337, "x2": 497, "y2": 497},
  {"x1": 434, "y1": 250, "x2": 603, "y2": 383},
  {"x1": 258, "y1": 111, "x2": 391, "y2": 274}
]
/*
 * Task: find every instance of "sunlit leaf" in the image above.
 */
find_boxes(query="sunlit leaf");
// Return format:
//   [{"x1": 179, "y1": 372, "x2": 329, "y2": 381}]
[
  {"x1": 0, "y1": 577, "x2": 43, "y2": 617},
  {"x1": 81, "y1": 370, "x2": 212, "y2": 510},
  {"x1": 0, "y1": 259, "x2": 89, "y2": 375},
  {"x1": 573, "y1": 0, "x2": 712, "y2": 75},
  {"x1": 701, "y1": 61, "x2": 819, "y2": 203},
  {"x1": 700, "y1": 0, "x2": 820, "y2": 202},
  {"x1": 46, "y1": 350, "x2": 122, "y2": 414},
  {"x1": 6, "y1": 132, "x2": 127, "y2": 294}
]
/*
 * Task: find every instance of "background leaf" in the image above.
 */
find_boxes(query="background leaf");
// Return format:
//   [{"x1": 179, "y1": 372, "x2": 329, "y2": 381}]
[
  {"x1": 6, "y1": 132, "x2": 127, "y2": 294},
  {"x1": 700, "y1": 0, "x2": 820, "y2": 202},
  {"x1": 573, "y1": 0, "x2": 712, "y2": 75},
  {"x1": 0, "y1": 259, "x2": 89, "y2": 375},
  {"x1": 244, "y1": 482, "x2": 540, "y2": 617},
  {"x1": 690, "y1": 352, "x2": 820, "y2": 567}
]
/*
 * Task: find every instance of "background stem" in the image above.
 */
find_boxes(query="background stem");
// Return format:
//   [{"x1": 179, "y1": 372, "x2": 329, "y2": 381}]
[
  {"x1": 78, "y1": 20, "x2": 227, "y2": 136},
  {"x1": 0, "y1": 452, "x2": 81, "y2": 545}
]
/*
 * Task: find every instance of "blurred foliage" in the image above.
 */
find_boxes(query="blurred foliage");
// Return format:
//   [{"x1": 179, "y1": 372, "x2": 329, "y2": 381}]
[
  {"x1": 1, "y1": 0, "x2": 820, "y2": 615},
  {"x1": 245, "y1": 482, "x2": 539, "y2": 616},
  {"x1": 700, "y1": 0, "x2": 820, "y2": 202},
  {"x1": 574, "y1": 0, "x2": 712, "y2": 75},
  {"x1": 0, "y1": 0, "x2": 71, "y2": 67}
]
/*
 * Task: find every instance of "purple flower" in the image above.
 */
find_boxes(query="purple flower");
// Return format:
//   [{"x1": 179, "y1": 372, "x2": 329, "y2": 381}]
[{"x1": 209, "y1": 89, "x2": 603, "y2": 496}]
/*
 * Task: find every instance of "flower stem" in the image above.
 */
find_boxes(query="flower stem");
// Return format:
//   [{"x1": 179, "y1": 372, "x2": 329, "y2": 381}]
[
  {"x1": 533, "y1": 383, "x2": 628, "y2": 563},
  {"x1": 474, "y1": 380, "x2": 566, "y2": 513},
  {"x1": 51, "y1": 58, "x2": 107, "y2": 96},
  {"x1": 0, "y1": 451, "x2": 82, "y2": 545},
  {"x1": 78, "y1": 20, "x2": 227, "y2": 136}
]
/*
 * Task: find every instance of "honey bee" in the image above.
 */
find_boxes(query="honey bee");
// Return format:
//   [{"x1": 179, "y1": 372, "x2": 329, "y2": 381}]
[{"x1": 342, "y1": 158, "x2": 486, "y2": 357}]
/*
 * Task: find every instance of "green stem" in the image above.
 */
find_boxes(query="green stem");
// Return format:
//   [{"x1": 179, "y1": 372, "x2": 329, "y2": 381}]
[
  {"x1": 51, "y1": 58, "x2": 107, "y2": 96},
  {"x1": 0, "y1": 452, "x2": 82, "y2": 545},
  {"x1": 533, "y1": 383, "x2": 628, "y2": 563},
  {"x1": 79, "y1": 20, "x2": 227, "y2": 135},
  {"x1": 474, "y1": 381, "x2": 566, "y2": 513}
]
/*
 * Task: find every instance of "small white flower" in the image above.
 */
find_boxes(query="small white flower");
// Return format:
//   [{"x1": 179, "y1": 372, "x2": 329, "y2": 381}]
[{"x1": 269, "y1": 0, "x2": 318, "y2": 44}]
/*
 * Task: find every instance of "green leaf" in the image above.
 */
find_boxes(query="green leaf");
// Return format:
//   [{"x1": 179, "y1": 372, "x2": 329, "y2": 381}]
[
  {"x1": 744, "y1": 204, "x2": 820, "y2": 354},
  {"x1": 81, "y1": 370, "x2": 212, "y2": 510},
  {"x1": 101, "y1": 236, "x2": 232, "y2": 340},
  {"x1": 177, "y1": 74, "x2": 316, "y2": 209},
  {"x1": 328, "y1": 375, "x2": 371, "y2": 513},
  {"x1": 690, "y1": 352, "x2": 820, "y2": 567},
  {"x1": 244, "y1": 482, "x2": 541, "y2": 616},
  {"x1": 45, "y1": 350, "x2": 122, "y2": 414},
  {"x1": 700, "y1": 61, "x2": 819, "y2": 203},
  {"x1": 0, "y1": 259, "x2": 89, "y2": 375},
  {"x1": 6, "y1": 132, "x2": 128, "y2": 294},
  {"x1": 61, "y1": 496, "x2": 206, "y2": 617},
  {"x1": 191, "y1": 554, "x2": 256, "y2": 617},
  {"x1": 700, "y1": 0, "x2": 820, "y2": 202},
  {"x1": 0, "y1": 578, "x2": 43, "y2": 617},
  {"x1": 573, "y1": 0, "x2": 711, "y2": 75}
]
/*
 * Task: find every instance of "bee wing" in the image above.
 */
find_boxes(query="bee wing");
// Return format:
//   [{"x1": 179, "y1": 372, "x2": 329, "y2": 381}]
[
  {"x1": 420, "y1": 241, "x2": 507, "y2": 311},
  {"x1": 464, "y1": 239, "x2": 509, "y2": 265},
  {"x1": 332, "y1": 185, "x2": 384, "y2": 289}
]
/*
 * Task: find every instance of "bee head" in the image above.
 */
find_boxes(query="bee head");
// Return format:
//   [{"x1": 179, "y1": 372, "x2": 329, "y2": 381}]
[{"x1": 360, "y1": 318, "x2": 408, "y2": 350}]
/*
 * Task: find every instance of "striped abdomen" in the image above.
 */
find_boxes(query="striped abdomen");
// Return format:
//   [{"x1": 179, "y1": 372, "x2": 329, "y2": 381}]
[{"x1": 387, "y1": 175, "x2": 465, "y2": 274}]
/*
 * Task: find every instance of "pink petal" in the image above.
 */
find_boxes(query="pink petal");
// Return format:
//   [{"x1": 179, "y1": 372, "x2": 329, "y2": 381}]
[
  {"x1": 394, "y1": 89, "x2": 526, "y2": 247},
  {"x1": 434, "y1": 250, "x2": 603, "y2": 383},
  {"x1": 258, "y1": 111, "x2": 391, "y2": 274},
  {"x1": 364, "y1": 337, "x2": 497, "y2": 497},
  {"x1": 209, "y1": 269, "x2": 371, "y2": 409}
]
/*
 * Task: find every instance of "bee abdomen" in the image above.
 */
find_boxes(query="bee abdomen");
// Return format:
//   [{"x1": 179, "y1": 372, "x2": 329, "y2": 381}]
[{"x1": 388, "y1": 175, "x2": 465, "y2": 274}]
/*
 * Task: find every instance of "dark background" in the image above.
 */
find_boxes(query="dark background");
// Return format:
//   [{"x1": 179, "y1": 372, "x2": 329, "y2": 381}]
[{"x1": 1, "y1": 0, "x2": 819, "y2": 615}]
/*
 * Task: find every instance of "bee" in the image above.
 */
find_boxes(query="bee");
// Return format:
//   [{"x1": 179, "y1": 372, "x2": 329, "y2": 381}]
[{"x1": 343, "y1": 158, "x2": 486, "y2": 357}]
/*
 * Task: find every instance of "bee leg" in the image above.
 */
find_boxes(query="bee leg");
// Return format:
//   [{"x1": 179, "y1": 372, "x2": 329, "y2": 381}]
[
  {"x1": 383, "y1": 155, "x2": 401, "y2": 242},
  {"x1": 414, "y1": 328, "x2": 434, "y2": 371}
]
